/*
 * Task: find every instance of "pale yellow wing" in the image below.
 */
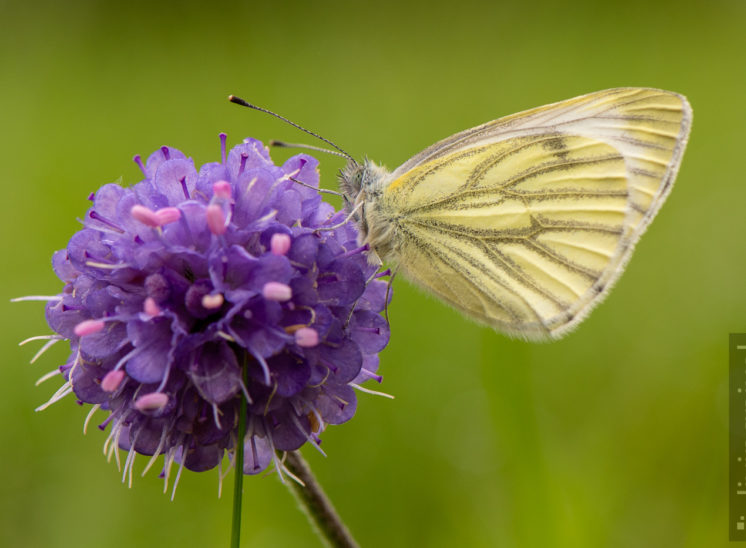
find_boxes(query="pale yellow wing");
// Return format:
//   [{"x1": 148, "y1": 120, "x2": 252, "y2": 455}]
[{"x1": 378, "y1": 88, "x2": 691, "y2": 339}]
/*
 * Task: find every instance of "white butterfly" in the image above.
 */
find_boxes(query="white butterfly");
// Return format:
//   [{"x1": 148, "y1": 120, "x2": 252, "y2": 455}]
[{"x1": 338, "y1": 88, "x2": 692, "y2": 339}]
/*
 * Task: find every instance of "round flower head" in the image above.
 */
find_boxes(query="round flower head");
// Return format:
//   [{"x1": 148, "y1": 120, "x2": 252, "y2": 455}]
[{"x1": 31, "y1": 135, "x2": 391, "y2": 492}]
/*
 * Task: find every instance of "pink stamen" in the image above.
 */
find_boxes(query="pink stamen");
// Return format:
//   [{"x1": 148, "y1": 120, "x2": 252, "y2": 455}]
[
  {"x1": 201, "y1": 293, "x2": 224, "y2": 309},
  {"x1": 213, "y1": 180, "x2": 231, "y2": 199},
  {"x1": 262, "y1": 282, "x2": 292, "y2": 302},
  {"x1": 74, "y1": 319, "x2": 105, "y2": 337},
  {"x1": 101, "y1": 370, "x2": 125, "y2": 392},
  {"x1": 270, "y1": 233, "x2": 291, "y2": 256},
  {"x1": 154, "y1": 207, "x2": 181, "y2": 225},
  {"x1": 295, "y1": 327, "x2": 319, "y2": 348},
  {"x1": 131, "y1": 205, "x2": 160, "y2": 228},
  {"x1": 206, "y1": 204, "x2": 227, "y2": 235},
  {"x1": 143, "y1": 297, "x2": 161, "y2": 317},
  {"x1": 134, "y1": 392, "x2": 169, "y2": 412}
]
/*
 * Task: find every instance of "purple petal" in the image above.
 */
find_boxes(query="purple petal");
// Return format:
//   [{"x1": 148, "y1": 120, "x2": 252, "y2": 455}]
[
  {"x1": 188, "y1": 342, "x2": 241, "y2": 404},
  {"x1": 287, "y1": 233, "x2": 319, "y2": 269},
  {"x1": 161, "y1": 201, "x2": 211, "y2": 252},
  {"x1": 45, "y1": 298, "x2": 88, "y2": 339},
  {"x1": 227, "y1": 140, "x2": 272, "y2": 179},
  {"x1": 317, "y1": 260, "x2": 365, "y2": 306},
  {"x1": 269, "y1": 353, "x2": 311, "y2": 397},
  {"x1": 154, "y1": 158, "x2": 198, "y2": 205},
  {"x1": 316, "y1": 384, "x2": 357, "y2": 425},
  {"x1": 182, "y1": 442, "x2": 223, "y2": 472},
  {"x1": 80, "y1": 321, "x2": 127, "y2": 359},
  {"x1": 195, "y1": 162, "x2": 230, "y2": 203},
  {"x1": 244, "y1": 435, "x2": 273, "y2": 474},
  {"x1": 144, "y1": 146, "x2": 188, "y2": 179},
  {"x1": 306, "y1": 338, "x2": 362, "y2": 384},
  {"x1": 348, "y1": 310, "x2": 390, "y2": 354},
  {"x1": 51, "y1": 249, "x2": 77, "y2": 282},
  {"x1": 268, "y1": 409, "x2": 309, "y2": 451},
  {"x1": 70, "y1": 361, "x2": 109, "y2": 404},
  {"x1": 231, "y1": 168, "x2": 280, "y2": 227},
  {"x1": 358, "y1": 279, "x2": 391, "y2": 311},
  {"x1": 129, "y1": 420, "x2": 169, "y2": 455},
  {"x1": 125, "y1": 317, "x2": 176, "y2": 383},
  {"x1": 274, "y1": 188, "x2": 303, "y2": 226}
]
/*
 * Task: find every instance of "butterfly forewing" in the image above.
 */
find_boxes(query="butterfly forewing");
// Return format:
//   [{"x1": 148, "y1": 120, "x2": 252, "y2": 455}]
[{"x1": 377, "y1": 88, "x2": 691, "y2": 339}]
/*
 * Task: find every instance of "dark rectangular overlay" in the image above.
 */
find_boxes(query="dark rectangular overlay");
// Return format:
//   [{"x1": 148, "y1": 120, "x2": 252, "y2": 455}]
[{"x1": 730, "y1": 334, "x2": 746, "y2": 540}]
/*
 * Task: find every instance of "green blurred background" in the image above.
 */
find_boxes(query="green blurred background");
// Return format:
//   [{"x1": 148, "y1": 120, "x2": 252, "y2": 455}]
[{"x1": 2, "y1": 1, "x2": 744, "y2": 546}]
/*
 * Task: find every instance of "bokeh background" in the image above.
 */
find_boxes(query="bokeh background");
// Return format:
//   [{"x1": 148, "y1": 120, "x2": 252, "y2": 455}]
[{"x1": 2, "y1": 1, "x2": 744, "y2": 546}]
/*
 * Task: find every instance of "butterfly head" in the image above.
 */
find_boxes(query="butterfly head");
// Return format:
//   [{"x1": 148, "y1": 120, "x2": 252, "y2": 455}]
[
  {"x1": 338, "y1": 158, "x2": 386, "y2": 201},
  {"x1": 338, "y1": 158, "x2": 395, "y2": 261}
]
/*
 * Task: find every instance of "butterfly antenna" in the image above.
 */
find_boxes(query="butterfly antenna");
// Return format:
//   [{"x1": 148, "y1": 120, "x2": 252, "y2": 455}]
[
  {"x1": 270, "y1": 140, "x2": 350, "y2": 160},
  {"x1": 289, "y1": 176, "x2": 344, "y2": 197},
  {"x1": 228, "y1": 95, "x2": 358, "y2": 165}
]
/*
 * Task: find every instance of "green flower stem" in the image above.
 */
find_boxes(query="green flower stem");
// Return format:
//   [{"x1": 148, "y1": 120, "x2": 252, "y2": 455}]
[
  {"x1": 230, "y1": 355, "x2": 249, "y2": 548},
  {"x1": 284, "y1": 450, "x2": 359, "y2": 548}
]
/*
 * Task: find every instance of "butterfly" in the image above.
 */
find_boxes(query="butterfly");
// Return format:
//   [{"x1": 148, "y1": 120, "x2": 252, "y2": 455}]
[
  {"x1": 231, "y1": 87, "x2": 691, "y2": 340},
  {"x1": 337, "y1": 88, "x2": 691, "y2": 340}
]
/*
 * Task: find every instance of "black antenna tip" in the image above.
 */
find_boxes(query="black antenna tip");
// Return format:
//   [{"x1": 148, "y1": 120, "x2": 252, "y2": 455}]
[
  {"x1": 228, "y1": 95, "x2": 249, "y2": 107},
  {"x1": 269, "y1": 140, "x2": 288, "y2": 148}
]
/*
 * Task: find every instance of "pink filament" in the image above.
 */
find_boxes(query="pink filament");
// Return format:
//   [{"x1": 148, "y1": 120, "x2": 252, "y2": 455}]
[
  {"x1": 212, "y1": 180, "x2": 232, "y2": 199},
  {"x1": 262, "y1": 282, "x2": 292, "y2": 302},
  {"x1": 74, "y1": 319, "x2": 105, "y2": 337},
  {"x1": 154, "y1": 207, "x2": 181, "y2": 225},
  {"x1": 206, "y1": 204, "x2": 227, "y2": 235},
  {"x1": 134, "y1": 392, "x2": 169, "y2": 412},
  {"x1": 130, "y1": 205, "x2": 160, "y2": 227},
  {"x1": 270, "y1": 233, "x2": 291, "y2": 256},
  {"x1": 295, "y1": 327, "x2": 319, "y2": 348},
  {"x1": 101, "y1": 370, "x2": 125, "y2": 392}
]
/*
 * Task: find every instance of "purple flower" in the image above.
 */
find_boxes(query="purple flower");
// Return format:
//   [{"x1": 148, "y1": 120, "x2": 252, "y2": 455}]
[{"x1": 22, "y1": 135, "x2": 391, "y2": 494}]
